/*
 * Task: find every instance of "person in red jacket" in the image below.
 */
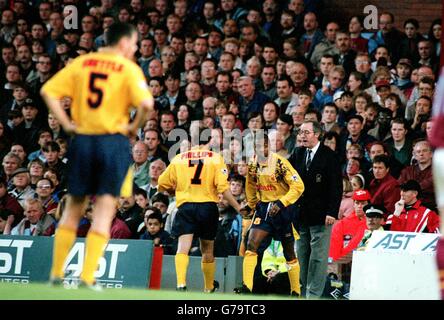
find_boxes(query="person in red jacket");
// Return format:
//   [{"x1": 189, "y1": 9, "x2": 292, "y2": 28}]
[
  {"x1": 369, "y1": 154, "x2": 400, "y2": 217},
  {"x1": 329, "y1": 189, "x2": 371, "y2": 262},
  {"x1": 385, "y1": 180, "x2": 440, "y2": 233}
]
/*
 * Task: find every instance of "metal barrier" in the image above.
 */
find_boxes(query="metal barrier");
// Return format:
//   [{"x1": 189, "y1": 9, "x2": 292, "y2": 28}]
[{"x1": 0, "y1": 235, "x2": 247, "y2": 292}]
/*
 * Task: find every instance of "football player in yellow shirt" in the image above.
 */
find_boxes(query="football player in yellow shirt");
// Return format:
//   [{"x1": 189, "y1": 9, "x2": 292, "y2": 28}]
[
  {"x1": 40, "y1": 23, "x2": 155, "y2": 289},
  {"x1": 240, "y1": 132, "x2": 305, "y2": 296},
  {"x1": 158, "y1": 128, "x2": 241, "y2": 292}
]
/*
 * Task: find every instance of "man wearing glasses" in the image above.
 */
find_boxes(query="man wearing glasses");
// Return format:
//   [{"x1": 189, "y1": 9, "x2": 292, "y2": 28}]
[
  {"x1": 28, "y1": 54, "x2": 53, "y2": 97},
  {"x1": 289, "y1": 120, "x2": 342, "y2": 298},
  {"x1": 367, "y1": 12, "x2": 403, "y2": 65}
]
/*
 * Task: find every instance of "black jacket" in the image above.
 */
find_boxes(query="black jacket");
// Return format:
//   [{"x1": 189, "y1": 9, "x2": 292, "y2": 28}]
[{"x1": 289, "y1": 144, "x2": 342, "y2": 226}]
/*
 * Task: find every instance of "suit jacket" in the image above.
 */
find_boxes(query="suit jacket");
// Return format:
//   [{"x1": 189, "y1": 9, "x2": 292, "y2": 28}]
[{"x1": 289, "y1": 144, "x2": 342, "y2": 227}]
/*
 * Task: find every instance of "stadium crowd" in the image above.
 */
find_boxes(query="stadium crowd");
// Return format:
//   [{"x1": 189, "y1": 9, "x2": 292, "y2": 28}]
[{"x1": 0, "y1": 0, "x2": 442, "y2": 296}]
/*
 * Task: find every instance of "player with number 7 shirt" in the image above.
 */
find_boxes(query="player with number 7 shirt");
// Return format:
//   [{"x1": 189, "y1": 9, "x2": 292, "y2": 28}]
[{"x1": 158, "y1": 129, "x2": 242, "y2": 293}]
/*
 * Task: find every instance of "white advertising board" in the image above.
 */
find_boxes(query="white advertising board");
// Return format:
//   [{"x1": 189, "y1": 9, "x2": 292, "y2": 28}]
[{"x1": 350, "y1": 231, "x2": 441, "y2": 300}]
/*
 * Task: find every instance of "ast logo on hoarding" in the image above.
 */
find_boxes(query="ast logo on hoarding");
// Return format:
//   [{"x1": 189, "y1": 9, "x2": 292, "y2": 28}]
[
  {"x1": 0, "y1": 236, "x2": 153, "y2": 288},
  {"x1": 366, "y1": 231, "x2": 440, "y2": 254},
  {"x1": 63, "y1": 243, "x2": 128, "y2": 288},
  {"x1": 0, "y1": 239, "x2": 33, "y2": 283}
]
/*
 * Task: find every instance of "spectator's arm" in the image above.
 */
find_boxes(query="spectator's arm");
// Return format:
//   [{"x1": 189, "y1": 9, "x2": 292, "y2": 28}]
[
  {"x1": 329, "y1": 222, "x2": 344, "y2": 261},
  {"x1": 2, "y1": 215, "x2": 14, "y2": 235}
]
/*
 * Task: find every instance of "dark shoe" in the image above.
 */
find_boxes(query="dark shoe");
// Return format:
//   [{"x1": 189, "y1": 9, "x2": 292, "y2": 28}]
[
  {"x1": 48, "y1": 277, "x2": 63, "y2": 287},
  {"x1": 205, "y1": 280, "x2": 219, "y2": 293},
  {"x1": 176, "y1": 285, "x2": 187, "y2": 292},
  {"x1": 291, "y1": 291, "x2": 300, "y2": 298},
  {"x1": 233, "y1": 284, "x2": 251, "y2": 294}
]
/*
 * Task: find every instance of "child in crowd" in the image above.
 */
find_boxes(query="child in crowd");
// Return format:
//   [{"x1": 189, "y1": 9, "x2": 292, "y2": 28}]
[{"x1": 140, "y1": 209, "x2": 175, "y2": 254}]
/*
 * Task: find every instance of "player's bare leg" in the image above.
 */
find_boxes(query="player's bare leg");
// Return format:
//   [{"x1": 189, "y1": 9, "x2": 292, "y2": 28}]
[
  {"x1": 433, "y1": 148, "x2": 444, "y2": 299},
  {"x1": 80, "y1": 194, "x2": 117, "y2": 286},
  {"x1": 200, "y1": 239, "x2": 218, "y2": 292},
  {"x1": 175, "y1": 234, "x2": 193, "y2": 290},
  {"x1": 50, "y1": 195, "x2": 88, "y2": 282}
]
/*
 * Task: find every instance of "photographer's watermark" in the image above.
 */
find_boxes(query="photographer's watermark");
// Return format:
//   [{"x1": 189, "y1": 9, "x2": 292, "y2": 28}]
[
  {"x1": 63, "y1": 5, "x2": 78, "y2": 30},
  {"x1": 363, "y1": 5, "x2": 379, "y2": 30},
  {"x1": 164, "y1": 127, "x2": 288, "y2": 166}
]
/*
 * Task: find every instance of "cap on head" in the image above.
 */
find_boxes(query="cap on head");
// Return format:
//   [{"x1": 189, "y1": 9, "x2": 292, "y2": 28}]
[
  {"x1": 333, "y1": 90, "x2": 344, "y2": 101},
  {"x1": 11, "y1": 167, "x2": 29, "y2": 179},
  {"x1": 363, "y1": 204, "x2": 386, "y2": 218},
  {"x1": 347, "y1": 114, "x2": 364, "y2": 123},
  {"x1": 352, "y1": 189, "x2": 371, "y2": 201},
  {"x1": 22, "y1": 98, "x2": 36, "y2": 108},
  {"x1": 397, "y1": 58, "x2": 412, "y2": 69}
]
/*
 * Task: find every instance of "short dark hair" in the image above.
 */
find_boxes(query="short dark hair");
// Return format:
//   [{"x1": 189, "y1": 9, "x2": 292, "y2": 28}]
[
  {"x1": 42, "y1": 141, "x2": 60, "y2": 153},
  {"x1": 416, "y1": 95, "x2": 432, "y2": 106},
  {"x1": 149, "y1": 76, "x2": 164, "y2": 86},
  {"x1": 151, "y1": 192, "x2": 169, "y2": 207},
  {"x1": 391, "y1": 117, "x2": 408, "y2": 130},
  {"x1": 373, "y1": 154, "x2": 390, "y2": 168},
  {"x1": 38, "y1": 128, "x2": 53, "y2": 139},
  {"x1": 160, "y1": 110, "x2": 177, "y2": 122},
  {"x1": 144, "y1": 128, "x2": 160, "y2": 140},
  {"x1": 229, "y1": 174, "x2": 245, "y2": 187},
  {"x1": 278, "y1": 114, "x2": 294, "y2": 127},
  {"x1": 305, "y1": 109, "x2": 322, "y2": 122},
  {"x1": 341, "y1": 91, "x2": 353, "y2": 99},
  {"x1": 144, "y1": 205, "x2": 161, "y2": 218},
  {"x1": 105, "y1": 22, "x2": 136, "y2": 47},
  {"x1": 247, "y1": 112, "x2": 264, "y2": 126},
  {"x1": 419, "y1": 76, "x2": 435, "y2": 88},
  {"x1": 277, "y1": 75, "x2": 294, "y2": 88},
  {"x1": 134, "y1": 187, "x2": 147, "y2": 198},
  {"x1": 323, "y1": 130, "x2": 339, "y2": 143},
  {"x1": 404, "y1": 18, "x2": 419, "y2": 29},
  {"x1": 217, "y1": 70, "x2": 233, "y2": 83},
  {"x1": 146, "y1": 211, "x2": 163, "y2": 224},
  {"x1": 299, "y1": 88, "x2": 313, "y2": 98},
  {"x1": 164, "y1": 69, "x2": 180, "y2": 81},
  {"x1": 323, "y1": 102, "x2": 338, "y2": 113}
]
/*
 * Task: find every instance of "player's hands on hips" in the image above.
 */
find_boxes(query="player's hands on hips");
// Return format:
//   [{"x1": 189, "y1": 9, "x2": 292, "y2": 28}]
[
  {"x1": 268, "y1": 203, "x2": 281, "y2": 217},
  {"x1": 325, "y1": 215, "x2": 336, "y2": 226},
  {"x1": 123, "y1": 122, "x2": 139, "y2": 139},
  {"x1": 239, "y1": 203, "x2": 249, "y2": 214}
]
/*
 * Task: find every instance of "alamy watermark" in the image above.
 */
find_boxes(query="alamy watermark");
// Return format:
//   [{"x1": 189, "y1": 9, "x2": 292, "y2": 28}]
[
  {"x1": 363, "y1": 5, "x2": 379, "y2": 30},
  {"x1": 63, "y1": 5, "x2": 78, "y2": 30},
  {"x1": 164, "y1": 127, "x2": 286, "y2": 165},
  {"x1": 61, "y1": 5, "x2": 380, "y2": 31}
]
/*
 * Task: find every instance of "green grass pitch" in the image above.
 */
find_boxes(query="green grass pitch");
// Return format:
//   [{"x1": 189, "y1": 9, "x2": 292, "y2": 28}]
[{"x1": 0, "y1": 282, "x2": 294, "y2": 300}]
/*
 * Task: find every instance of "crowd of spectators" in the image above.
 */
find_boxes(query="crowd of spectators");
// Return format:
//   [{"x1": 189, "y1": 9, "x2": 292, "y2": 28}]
[{"x1": 0, "y1": 0, "x2": 442, "y2": 294}]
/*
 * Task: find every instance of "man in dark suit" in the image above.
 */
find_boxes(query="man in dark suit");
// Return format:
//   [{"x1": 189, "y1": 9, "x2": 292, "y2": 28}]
[{"x1": 289, "y1": 120, "x2": 342, "y2": 298}]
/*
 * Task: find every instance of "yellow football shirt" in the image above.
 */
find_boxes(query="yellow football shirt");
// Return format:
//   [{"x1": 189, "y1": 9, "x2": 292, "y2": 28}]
[
  {"x1": 41, "y1": 51, "x2": 152, "y2": 135},
  {"x1": 158, "y1": 148, "x2": 230, "y2": 207},
  {"x1": 245, "y1": 153, "x2": 305, "y2": 209}
]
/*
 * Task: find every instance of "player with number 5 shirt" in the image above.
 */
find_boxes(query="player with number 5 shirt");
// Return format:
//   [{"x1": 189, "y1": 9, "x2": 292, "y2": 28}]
[{"x1": 40, "y1": 23, "x2": 154, "y2": 289}]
